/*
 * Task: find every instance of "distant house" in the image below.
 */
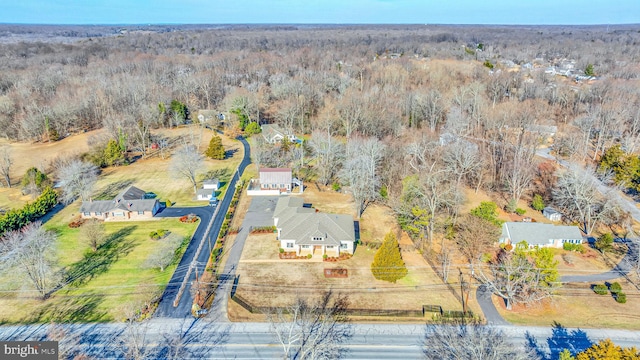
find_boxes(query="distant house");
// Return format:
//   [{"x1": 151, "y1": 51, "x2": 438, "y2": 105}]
[
  {"x1": 261, "y1": 124, "x2": 297, "y2": 144},
  {"x1": 543, "y1": 207, "x2": 563, "y2": 222},
  {"x1": 80, "y1": 185, "x2": 160, "y2": 221},
  {"x1": 274, "y1": 197, "x2": 355, "y2": 256},
  {"x1": 499, "y1": 222, "x2": 583, "y2": 249},
  {"x1": 197, "y1": 110, "x2": 223, "y2": 125}
]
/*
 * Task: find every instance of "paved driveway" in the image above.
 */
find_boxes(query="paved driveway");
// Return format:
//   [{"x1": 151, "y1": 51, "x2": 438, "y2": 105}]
[{"x1": 209, "y1": 195, "x2": 280, "y2": 321}]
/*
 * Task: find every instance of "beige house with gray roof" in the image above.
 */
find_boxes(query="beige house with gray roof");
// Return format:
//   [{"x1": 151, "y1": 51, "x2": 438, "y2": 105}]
[
  {"x1": 274, "y1": 197, "x2": 355, "y2": 256},
  {"x1": 80, "y1": 185, "x2": 160, "y2": 221}
]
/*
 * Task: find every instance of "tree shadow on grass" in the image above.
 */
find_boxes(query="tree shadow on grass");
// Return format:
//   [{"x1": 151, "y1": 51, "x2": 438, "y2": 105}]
[
  {"x1": 94, "y1": 179, "x2": 135, "y2": 200},
  {"x1": 22, "y1": 292, "x2": 108, "y2": 324},
  {"x1": 63, "y1": 226, "x2": 137, "y2": 287},
  {"x1": 525, "y1": 321, "x2": 593, "y2": 359}
]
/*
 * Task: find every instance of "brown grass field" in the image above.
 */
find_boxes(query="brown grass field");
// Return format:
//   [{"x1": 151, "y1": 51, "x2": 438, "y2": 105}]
[
  {"x1": 0, "y1": 126, "x2": 243, "y2": 209},
  {"x1": 230, "y1": 185, "x2": 461, "y2": 321}
]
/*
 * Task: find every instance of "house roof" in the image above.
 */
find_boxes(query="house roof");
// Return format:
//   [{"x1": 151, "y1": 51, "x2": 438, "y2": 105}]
[
  {"x1": 274, "y1": 197, "x2": 355, "y2": 246},
  {"x1": 118, "y1": 186, "x2": 146, "y2": 201},
  {"x1": 196, "y1": 188, "x2": 214, "y2": 196},
  {"x1": 260, "y1": 168, "x2": 292, "y2": 185},
  {"x1": 80, "y1": 185, "x2": 157, "y2": 213},
  {"x1": 203, "y1": 179, "x2": 219, "y2": 185},
  {"x1": 501, "y1": 222, "x2": 583, "y2": 246},
  {"x1": 543, "y1": 207, "x2": 561, "y2": 215},
  {"x1": 261, "y1": 124, "x2": 284, "y2": 140}
]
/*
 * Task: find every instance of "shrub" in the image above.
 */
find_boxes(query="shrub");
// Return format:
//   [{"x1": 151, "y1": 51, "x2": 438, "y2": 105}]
[
  {"x1": 531, "y1": 194, "x2": 545, "y2": 211},
  {"x1": 165, "y1": 200, "x2": 172, "y2": 207},
  {"x1": 515, "y1": 208, "x2": 526, "y2": 216},
  {"x1": 332, "y1": 182, "x2": 341, "y2": 192},
  {"x1": 609, "y1": 282, "x2": 622, "y2": 294},
  {"x1": 68, "y1": 218, "x2": 85, "y2": 228},
  {"x1": 307, "y1": 254, "x2": 312, "y2": 259},
  {"x1": 470, "y1": 201, "x2": 502, "y2": 226},
  {"x1": 593, "y1": 284, "x2": 608, "y2": 295},
  {"x1": 563, "y1": 242, "x2": 586, "y2": 253},
  {"x1": 616, "y1": 292, "x2": 627, "y2": 304},
  {"x1": 279, "y1": 248, "x2": 284, "y2": 253},
  {"x1": 0, "y1": 186, "x2": 58, "y2": 235},
  {"x1": 323, "y1": 254, "x2": 328, "y2": 260}
]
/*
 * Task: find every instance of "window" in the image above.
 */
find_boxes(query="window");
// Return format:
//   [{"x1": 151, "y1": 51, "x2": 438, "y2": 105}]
[
  {"x1": 95, "y1": 212, "x2": 102, "y2": 216},
  {"x1": 112, "y1": 212, "x2": 124, "y2": 217},
  {"x1": 326, "y1": 246, "x2": 334, "y2": 249},
  {"x1": 138, "y1": 211, "x2": 145, "y2": 215},
  {"x1": 301, "y1": 245, "x2": 310, "y2": 249},
  {"x1": 286, "y1": 242, "x2": 294, "y2": 248},
  {"x1": 83, "y1": 212, "x2": 91, "y2": 216},
  {"x1": 340, "y1": 243, "x2": 348, "y2": 249},
  {"x1": 312, "y1": 237, "x2": 323, "y2": 241}
]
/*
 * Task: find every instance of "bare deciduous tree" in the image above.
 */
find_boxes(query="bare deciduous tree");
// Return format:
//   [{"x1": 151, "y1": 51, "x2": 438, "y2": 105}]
[
  {"x1": 58, "y1": 159, "x2": 98, "y2": 204},
  {"x1": 267, "y1": 291, "x2": 353, "y2": 360},
  {"x1": 340, "y1": 137, "x2": 384, "y2": 218},
  {"x1": 423, "y1": 324, "x2": 538, "y2": 360},
  {"x1": 143, "y1": 233, "x2": 183, "y2": 272},
  {"x1": 80, "y1": 219, "x2": 106, "y2": 252},
  {"x1": 309, "y1": 129, "x2": 344, "y2": 186},
  {"x1": 476, "y1": 250, "x2": 551, "y2": 310},
  {"x1": 455, "y1": 215, "x2": 500, "y2": 273},
  {"x1": 0, "y1": 145, "x2": 12, "y2": 187},
  {"x1": 170, "y1": 144, "x2": 204, "y2": 194},
  {"x1": 0, "y1": 222, "x2": 60, "y2": 298}
]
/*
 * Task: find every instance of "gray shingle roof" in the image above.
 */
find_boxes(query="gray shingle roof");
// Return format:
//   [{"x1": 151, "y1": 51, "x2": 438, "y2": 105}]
[
  {"x1": 501, "y1": 222, "x2": 583, "y2": 246},
  {"x1": 274, "y1": 197, "x2": 355, "y2": 246},
  {"x1": 80, "y1": 185, "x2": 157, "y2": 213}
]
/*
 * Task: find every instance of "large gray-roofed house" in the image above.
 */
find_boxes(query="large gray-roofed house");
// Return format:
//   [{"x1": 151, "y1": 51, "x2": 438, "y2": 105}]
[
  {"x1": 499, "y1": 222, "x2": 583, "y2": 249},
  {"x1": 80, "y1": 185, "x2": 160, "y2": 221},
  {"x1": 274, "y1": 197, "x2": 355, "y2": 256}
]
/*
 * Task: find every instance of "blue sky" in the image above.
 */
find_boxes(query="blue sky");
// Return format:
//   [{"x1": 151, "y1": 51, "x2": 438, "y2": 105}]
[{"x1": 1, "y1": 0, "x2": 639, "y2": 25}]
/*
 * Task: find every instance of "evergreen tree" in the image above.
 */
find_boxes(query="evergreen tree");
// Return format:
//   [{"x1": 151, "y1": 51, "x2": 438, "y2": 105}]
[
  {"x1": 244, "y1": 122, "x2": 261, "y2": 136},
  {"x1": 21, "y1": 167, "x2": 49, "y2": 195},
  {"x1": 576, "y1": 339, "x2": 640, "y2": 360},
  {"x1": 531, "y1": 194, "x2": 545, "y2": 211},
  {"x1": 205, "y1": 135, "x2": 226, "y2": 160},
  {"x1": 371, "y1": 232, "x2": 408, "y2": 283}
]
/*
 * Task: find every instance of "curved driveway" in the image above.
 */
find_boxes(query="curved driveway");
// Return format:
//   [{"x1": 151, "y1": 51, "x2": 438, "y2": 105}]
[{"x1": 155, "y1": 136, "x2": 251, "y2": 318}]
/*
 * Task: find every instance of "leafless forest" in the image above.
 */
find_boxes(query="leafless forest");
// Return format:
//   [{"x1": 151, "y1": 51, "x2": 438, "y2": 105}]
[{"x1": 1, "y1": 23, "x2": 640, "y2": 236}]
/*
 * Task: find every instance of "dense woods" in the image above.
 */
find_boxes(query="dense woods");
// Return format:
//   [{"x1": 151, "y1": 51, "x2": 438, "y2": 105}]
[{"x1": 1, "y1": 23, "x2": 640, "y2": 241}]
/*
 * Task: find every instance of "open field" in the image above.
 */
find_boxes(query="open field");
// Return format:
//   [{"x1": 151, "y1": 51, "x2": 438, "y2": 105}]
[
  {"x1": 233, "y1": 233, "x2": 460, "y2": 319},
  {"x1": 0, "y1": 213, "x2": 197, "y2": 323},
  {"x1": 494, "y1": 280, "x2": 640, "y2": 330},
  {"x1": 0, "y1": 126, "x2": 243, "y2": 210}
]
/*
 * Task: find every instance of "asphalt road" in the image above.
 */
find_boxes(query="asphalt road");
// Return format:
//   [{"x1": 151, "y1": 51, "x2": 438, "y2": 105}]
[
  {"x1": 2, "y1": 320, "x2": 640, "y2": 359},
  {"x1": 154, "y1": 136, "x2": 251, "y2": 318}
]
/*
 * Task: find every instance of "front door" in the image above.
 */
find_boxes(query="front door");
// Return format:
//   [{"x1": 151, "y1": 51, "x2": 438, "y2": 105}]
[{"x1": 313, "y1": 245, "x2": 322, "y2": 254}]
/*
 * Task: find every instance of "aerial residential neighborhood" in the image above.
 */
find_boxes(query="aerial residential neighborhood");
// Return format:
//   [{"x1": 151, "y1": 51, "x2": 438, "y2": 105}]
[{"x1": 1, "y1": 4, "x2": 640, "y2": 359}]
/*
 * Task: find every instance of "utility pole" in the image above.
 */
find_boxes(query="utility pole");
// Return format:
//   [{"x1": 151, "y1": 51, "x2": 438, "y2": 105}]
[{"x1": 459, "y1": 268, "x2": 466, "y2": 325}]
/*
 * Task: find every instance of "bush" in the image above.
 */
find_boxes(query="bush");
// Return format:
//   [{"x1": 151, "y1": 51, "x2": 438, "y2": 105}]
[
  {"x1": 307, "y1": 254, "x2": 312, "y2": 259},
  {"x1": 323, "y1": 254, "x2": 328, "y2": 260},
  {"x1": 515, "y1": 208, "x2": 526, "y2": 215},
  {"x1": 616, "y1": 292, "x2": 627, "y2": 304},
  {"x1": 563, "y1": 242, "x2": 586, "y2": 253},
  {"x1": 371, "y1": 232, "x2": 408, "y2": 283},
  {"x1": 609, "y1": 282, "x2": 622, "y2": 294},
  {"x1": 279, "y1": 248, "x2": 284, "y2": 253},
  {"x1": 165, "y1": 200, "x2": 172, "y2": 207},
  {"x1": 0, "y1": 187, "x2": 58, "y2": 235},
  {"x1": 531, "y1": 194, "x2": 545, "y2": 211},
  {"x1": 68, "y1": 218, "x2": 85, "y2": 228},
  {"x1": 593, "y1": 284, "x2": 608, "y2": 295},
  {"x1": 332, "y1": 182, "x2": 341, "y2": 192}
]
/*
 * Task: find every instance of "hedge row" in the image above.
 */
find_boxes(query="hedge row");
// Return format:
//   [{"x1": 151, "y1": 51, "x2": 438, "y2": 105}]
[{"x1": 0, "y1": 187, "x2": 58, "y2": 235}]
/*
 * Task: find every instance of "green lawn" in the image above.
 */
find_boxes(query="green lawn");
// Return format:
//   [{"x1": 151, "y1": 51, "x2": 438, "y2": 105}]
[{"x1": 0, "y1": 213, "x2": 197, "y2": 324}]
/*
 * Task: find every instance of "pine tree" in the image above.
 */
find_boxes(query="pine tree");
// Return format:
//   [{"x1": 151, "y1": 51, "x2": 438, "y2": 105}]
[
  {"x1": 371, "y1": 232, "x2": 408, "y2": 283},
  {"x1": 205, "y1": 135, "x2": 226, "y2": 160}
]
